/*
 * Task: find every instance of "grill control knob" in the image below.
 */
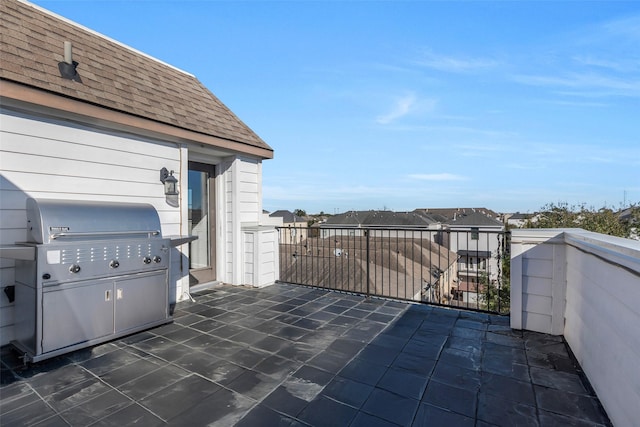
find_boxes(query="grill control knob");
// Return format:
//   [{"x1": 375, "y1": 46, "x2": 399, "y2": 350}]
[
  {"x1": 152, "y1": 256, "x2": 162, "y2": 263},
  {"x1": 69, "y1": 264, "x2": 81, "y2": 274},
  {"x1": 143, "y1": 257, "x2": 152, "y2": 264},
  {"x1": 109, "y1": 260, "x2": 120, "y2": 269}
]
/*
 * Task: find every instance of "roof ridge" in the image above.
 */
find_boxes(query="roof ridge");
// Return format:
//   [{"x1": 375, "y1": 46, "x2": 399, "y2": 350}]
[{"x1": 18, "y1": 0, "x2": 195, "y2": 78}]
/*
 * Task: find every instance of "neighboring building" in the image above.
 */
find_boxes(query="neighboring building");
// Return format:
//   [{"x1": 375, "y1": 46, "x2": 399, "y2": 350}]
[
  {"x1": 269, "y1": 210, "x2": 308, "y2": 244},
  {"x1": 320, "y1": 210, "x2": 441, "y2": 238},
  {"x1": 279, "y1": 235, "x2": 457, "y2": 303},
  {"x1": 279, "y1": 210, "x2": 457, "y2": 303},
  {"x1": 434, "y1": 209, "x2": 506, "y2": 304},
  {"x1": 417, "y1": 207, "x2": 501, "y2": 222},
  {"x1": 0, "y1": 0, "x2": 277, "y2": 345},
  {"x1": 311, "y1": 208, "x2": 506, "y2": 306},
  {"x1": 505, "y1": 212, "x2": 533, "y2": 228}
]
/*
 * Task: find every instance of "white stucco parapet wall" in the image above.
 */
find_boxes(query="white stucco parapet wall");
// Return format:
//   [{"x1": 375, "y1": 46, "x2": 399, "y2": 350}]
[{"x1": 511, "y1": 228, "x2": 640, "y2": 427}]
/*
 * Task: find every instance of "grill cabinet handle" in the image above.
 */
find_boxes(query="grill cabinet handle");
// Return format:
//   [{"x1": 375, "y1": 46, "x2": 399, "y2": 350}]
[{"x1": 50, "y1": 230, "x2": 161, "y2": 240}]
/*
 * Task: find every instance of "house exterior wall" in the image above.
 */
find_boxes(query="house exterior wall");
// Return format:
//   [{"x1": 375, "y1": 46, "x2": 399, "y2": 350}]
[
  {"x1": 319, "y1": 228, "x2": 434, "y2": 239},
  {"x1": 511, "y1": 229, "x2": 640, "y2": 427},
  {"x1": 0, "y1": 107, "x2": 185, "y2": 345},
  {"x1": 563, "y1": 232, "x2": 640, "y2": 427},
  {"x1": 0, "y1": 107, "x2": 276, "y2": 346},
  {"x1": 447, "y1": 227, "x2": 503, "y2": 284},
  {"x1": 279, "y1": 224, "x2": 309, "y2": 245},
  {"x1": 510, "y1": 229, "x2": 566, "y2": 334},
  {"x1": 216, "y1": 155, "x2": 274, "y2": 286}
]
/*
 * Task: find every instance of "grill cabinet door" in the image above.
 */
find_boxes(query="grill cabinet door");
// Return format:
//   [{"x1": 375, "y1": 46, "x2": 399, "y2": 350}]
[
  {"x1": 41, "y1": 279, "x2": 114, "y2": 353},
  {"x1": 114, "y1": 270, "x2": 168, "y2": 333}
]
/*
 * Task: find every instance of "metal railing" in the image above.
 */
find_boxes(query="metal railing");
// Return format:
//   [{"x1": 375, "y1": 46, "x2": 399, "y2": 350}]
[{"x1": 277, "y1": 226, "x2": 510, "y2": 314}]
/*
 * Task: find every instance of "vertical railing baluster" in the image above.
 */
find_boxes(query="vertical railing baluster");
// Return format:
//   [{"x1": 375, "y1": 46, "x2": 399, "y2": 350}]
[
  {"x1": 275, "y1": 225, "x2": 506, "y2": 315},
  {"x1": 365, "y1": 229, "x2": 370, "y2": 298}
]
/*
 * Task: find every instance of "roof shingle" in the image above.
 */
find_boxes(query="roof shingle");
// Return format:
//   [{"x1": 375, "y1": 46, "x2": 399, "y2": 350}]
[{"x1": 0, "y1": 0, "x2": 272, "y2": 156}]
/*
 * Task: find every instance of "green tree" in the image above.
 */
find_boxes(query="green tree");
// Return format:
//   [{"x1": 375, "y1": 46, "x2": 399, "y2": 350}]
[
  {"x1": 479, "y1": 233, "x2": 510, "y2": 314},
  {"x1": 526, "y1": 203, "x2": 639, "y2": 238},
  {"x1": 482, "y1": 280, "x2": 510, "y2": 314},
  {"x1": 293, "y1": 209, "x2": 307, "y2": 217}
]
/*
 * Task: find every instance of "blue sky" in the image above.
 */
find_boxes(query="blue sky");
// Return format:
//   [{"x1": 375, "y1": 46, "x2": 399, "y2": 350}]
[{"x1": 32, "y1": 0, "x2": 639, "y2": 214}]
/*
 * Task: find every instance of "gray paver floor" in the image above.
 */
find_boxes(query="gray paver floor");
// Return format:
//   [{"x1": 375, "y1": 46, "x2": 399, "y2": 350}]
[{"x1": 0, "y1": 283, "x2": 610, "y2": 426}]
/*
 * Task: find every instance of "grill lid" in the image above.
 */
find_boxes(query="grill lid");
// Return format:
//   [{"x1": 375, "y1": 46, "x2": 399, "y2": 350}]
[{"x1": 27, "y1": 198, "x2": 162, "y2": 244}]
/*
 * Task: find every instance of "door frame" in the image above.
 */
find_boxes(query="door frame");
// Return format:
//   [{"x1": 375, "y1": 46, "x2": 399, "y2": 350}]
[{"x1": 188, "y1": 161, "x2": 216, "y2": 286}]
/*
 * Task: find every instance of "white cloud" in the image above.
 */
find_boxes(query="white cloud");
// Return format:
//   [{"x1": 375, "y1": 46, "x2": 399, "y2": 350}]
[
  {"x1": 415, "y1": 50, "x2": 499, "y2": 73},
  {"x1": 376, "y1": 93, "x2": 417, "y2": 125},
  {"x1": 512, "y1": 72, "x2": 640, "y2": 97},
  {"x1": 572, "y1": 55, "x2": 640, "y2": 73},
  {"x1": 408, "y1": 173, "x2": 467, "y2": 181},
  {"x1": 375, "y1": 93, "x2": 438, "y2": 125},
  {"x1": 602, "y1": 14, "x2": 640, "y2": 40}
]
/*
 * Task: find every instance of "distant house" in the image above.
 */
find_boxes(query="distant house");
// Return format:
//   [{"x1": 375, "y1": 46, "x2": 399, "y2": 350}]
[
  {"x1": 269, "y1": 210, "x2": 308, "y2": 243},
  {"x1": 417, "y1": 207, "x2": 501, "y2": 223},
  {"x1": 320, "y1": 210, "x2": 440, "y2": 238},
  {"x1": 415, "y1": 208, "x2": 506, "y2": 303},
  {"x1": 505, "y1": 212, "x2": 533, "y2": 228},
  {"x1": 0, "y1": 0, "x2": 276, "y2": 344},
  {"x1": 279, "y1": 234, "x2": 458, "y2": 304}
]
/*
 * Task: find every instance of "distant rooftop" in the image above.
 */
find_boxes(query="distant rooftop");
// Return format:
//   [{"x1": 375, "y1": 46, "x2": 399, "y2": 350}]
[
  {"x1": 415, "y1": 208, "x2": 503, "y2": 227},
  {"x1": 269, "y1": 210, "x2": 307, "y2": 224},
  {"x1": 324, "y1": 210, "x2": 437, "y2": 227}
]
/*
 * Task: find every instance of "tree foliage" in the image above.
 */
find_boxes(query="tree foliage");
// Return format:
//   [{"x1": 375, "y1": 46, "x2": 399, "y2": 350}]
[
  {"x1": 525, "y1": 203, "x2": 639, "y2": 239},
  {"x1": 480, "y1": 233, "x2": 510, "y2": 314},
  {"x1": 293, "y1": 209, "x2": 307, "y2": 217}
]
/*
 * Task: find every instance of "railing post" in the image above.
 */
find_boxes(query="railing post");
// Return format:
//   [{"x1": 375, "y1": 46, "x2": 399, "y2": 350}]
[{"x1": 365, "y1": 229, "x2": 370, "y2": 298}]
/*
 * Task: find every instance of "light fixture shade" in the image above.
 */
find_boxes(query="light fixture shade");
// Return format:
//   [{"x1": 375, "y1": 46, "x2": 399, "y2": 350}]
[
  {"x1": 164, "y1": 174, "x2": 178, "y2": 196},
  {"x1": 160, "y1": 167, "x2": 179, "y2": 196}
]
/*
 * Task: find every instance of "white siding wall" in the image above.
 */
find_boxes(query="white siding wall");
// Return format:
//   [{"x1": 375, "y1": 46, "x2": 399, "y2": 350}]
[
  {"x1": 563, "y1": 233, "x2": 640, "y2": 427},
  {"x1": 510, "y1": 229, "x2": 567, "y2": 334},
  {"x1": 259, "y1": 229, "x2": 278, "y2": 286},
  {"x1": 238, "y1": 157, "x2": 261, "y2": 224},
  {"x1": 511, "y1": 230, "x2": 566, "y2": 335},
  {"x1": 511, "y1": 229, "x2": 640, "y2": 427},
  {"x1": 0, "y1": 108, "x2": 184, "y2": 345},
  {"x1": 243, "y1": 231, "x2": 255, "y2": 285},
  {"x1": 220, "y1": 159, "x2": 235, "y2": 282},
  {"x1": 217, "y1": 156, "x2": 264, "y2": 285},
  {"x1": 241, "y1": 227, "x2": 278, "y2": 287}
]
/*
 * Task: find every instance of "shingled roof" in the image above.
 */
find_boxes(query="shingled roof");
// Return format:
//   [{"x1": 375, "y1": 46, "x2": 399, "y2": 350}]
[
  {"x1": 0, "y1": 0, "x2": 272, "y2": 158},
  {"x1": 323, "y1": 210, "x2": 437, "y2": 227},
  {"x1": 269, "y1": 210, "x2": 306, "y2": 224}
]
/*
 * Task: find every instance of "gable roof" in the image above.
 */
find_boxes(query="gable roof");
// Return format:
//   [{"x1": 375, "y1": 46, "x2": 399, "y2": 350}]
[
  {"x1": 415, "y1": 207, "x2": 500, "y2": 222},
  {"x1": 323, "y1": 210, "x2": 437, "y2": 227},
  {"x1": 269, "y1": 210, "x2": 306, "y2": 223},
  {"x1": 0, "y1": 0, "x2": 272, "y2": 158},
  {"x1": 447, "y1": 211, "x2": 504, "y2": 227}
]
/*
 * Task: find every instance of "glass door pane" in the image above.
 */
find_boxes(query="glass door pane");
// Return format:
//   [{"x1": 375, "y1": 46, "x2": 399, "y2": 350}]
[{"x1": 188, "y1": 169, "x2": 210, "y2": 269}]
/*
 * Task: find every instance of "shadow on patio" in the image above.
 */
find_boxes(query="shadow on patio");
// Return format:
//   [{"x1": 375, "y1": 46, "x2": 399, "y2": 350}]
[{"x1": 0, "y1": 283, "x2": 610, "y2": 426}]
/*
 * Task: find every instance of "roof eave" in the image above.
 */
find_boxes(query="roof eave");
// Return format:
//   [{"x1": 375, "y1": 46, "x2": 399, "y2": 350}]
[{"x1": 1, "y1": 79, "x2": 274, "y2": 159}]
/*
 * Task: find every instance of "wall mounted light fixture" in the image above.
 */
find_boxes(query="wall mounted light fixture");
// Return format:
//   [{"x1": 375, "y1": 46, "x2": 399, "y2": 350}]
[
  {"x1": 160, "y1": 167, "x2": 178, "y2": 196},
  {"x1": 160, "y1": 167, "x2": 179, "y2": 208}
]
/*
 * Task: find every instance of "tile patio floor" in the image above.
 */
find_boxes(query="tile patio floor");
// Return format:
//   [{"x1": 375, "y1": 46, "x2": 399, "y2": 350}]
[{"x1": 1, "y1": 283, "x2": 610, "y2": 426}]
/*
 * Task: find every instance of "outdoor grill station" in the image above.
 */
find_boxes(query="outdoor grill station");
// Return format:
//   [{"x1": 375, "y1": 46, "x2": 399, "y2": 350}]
[{"x1": 0, "y1": 198, "x2": 196, "y2": 363}]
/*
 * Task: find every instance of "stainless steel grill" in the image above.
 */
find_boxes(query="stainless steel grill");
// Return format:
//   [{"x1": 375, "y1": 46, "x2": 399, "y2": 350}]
[{"x1": 9, "y1": 198, "x2": 174, "y2": 363}]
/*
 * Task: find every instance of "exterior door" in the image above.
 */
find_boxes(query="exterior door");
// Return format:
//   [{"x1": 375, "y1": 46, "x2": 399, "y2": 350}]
[{"x1": 188, "y1": 162, "x2": 216, "y2": 285}]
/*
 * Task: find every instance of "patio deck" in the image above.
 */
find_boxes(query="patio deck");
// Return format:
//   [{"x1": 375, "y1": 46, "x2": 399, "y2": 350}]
[{"x1": 0, "y1": 283, "x2": 610, "y2": 426}]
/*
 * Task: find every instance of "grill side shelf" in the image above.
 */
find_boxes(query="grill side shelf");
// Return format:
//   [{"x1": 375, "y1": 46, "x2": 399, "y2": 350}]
[{"x1": 0, "y1": 245, "x2": 36, "y2": 261}]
